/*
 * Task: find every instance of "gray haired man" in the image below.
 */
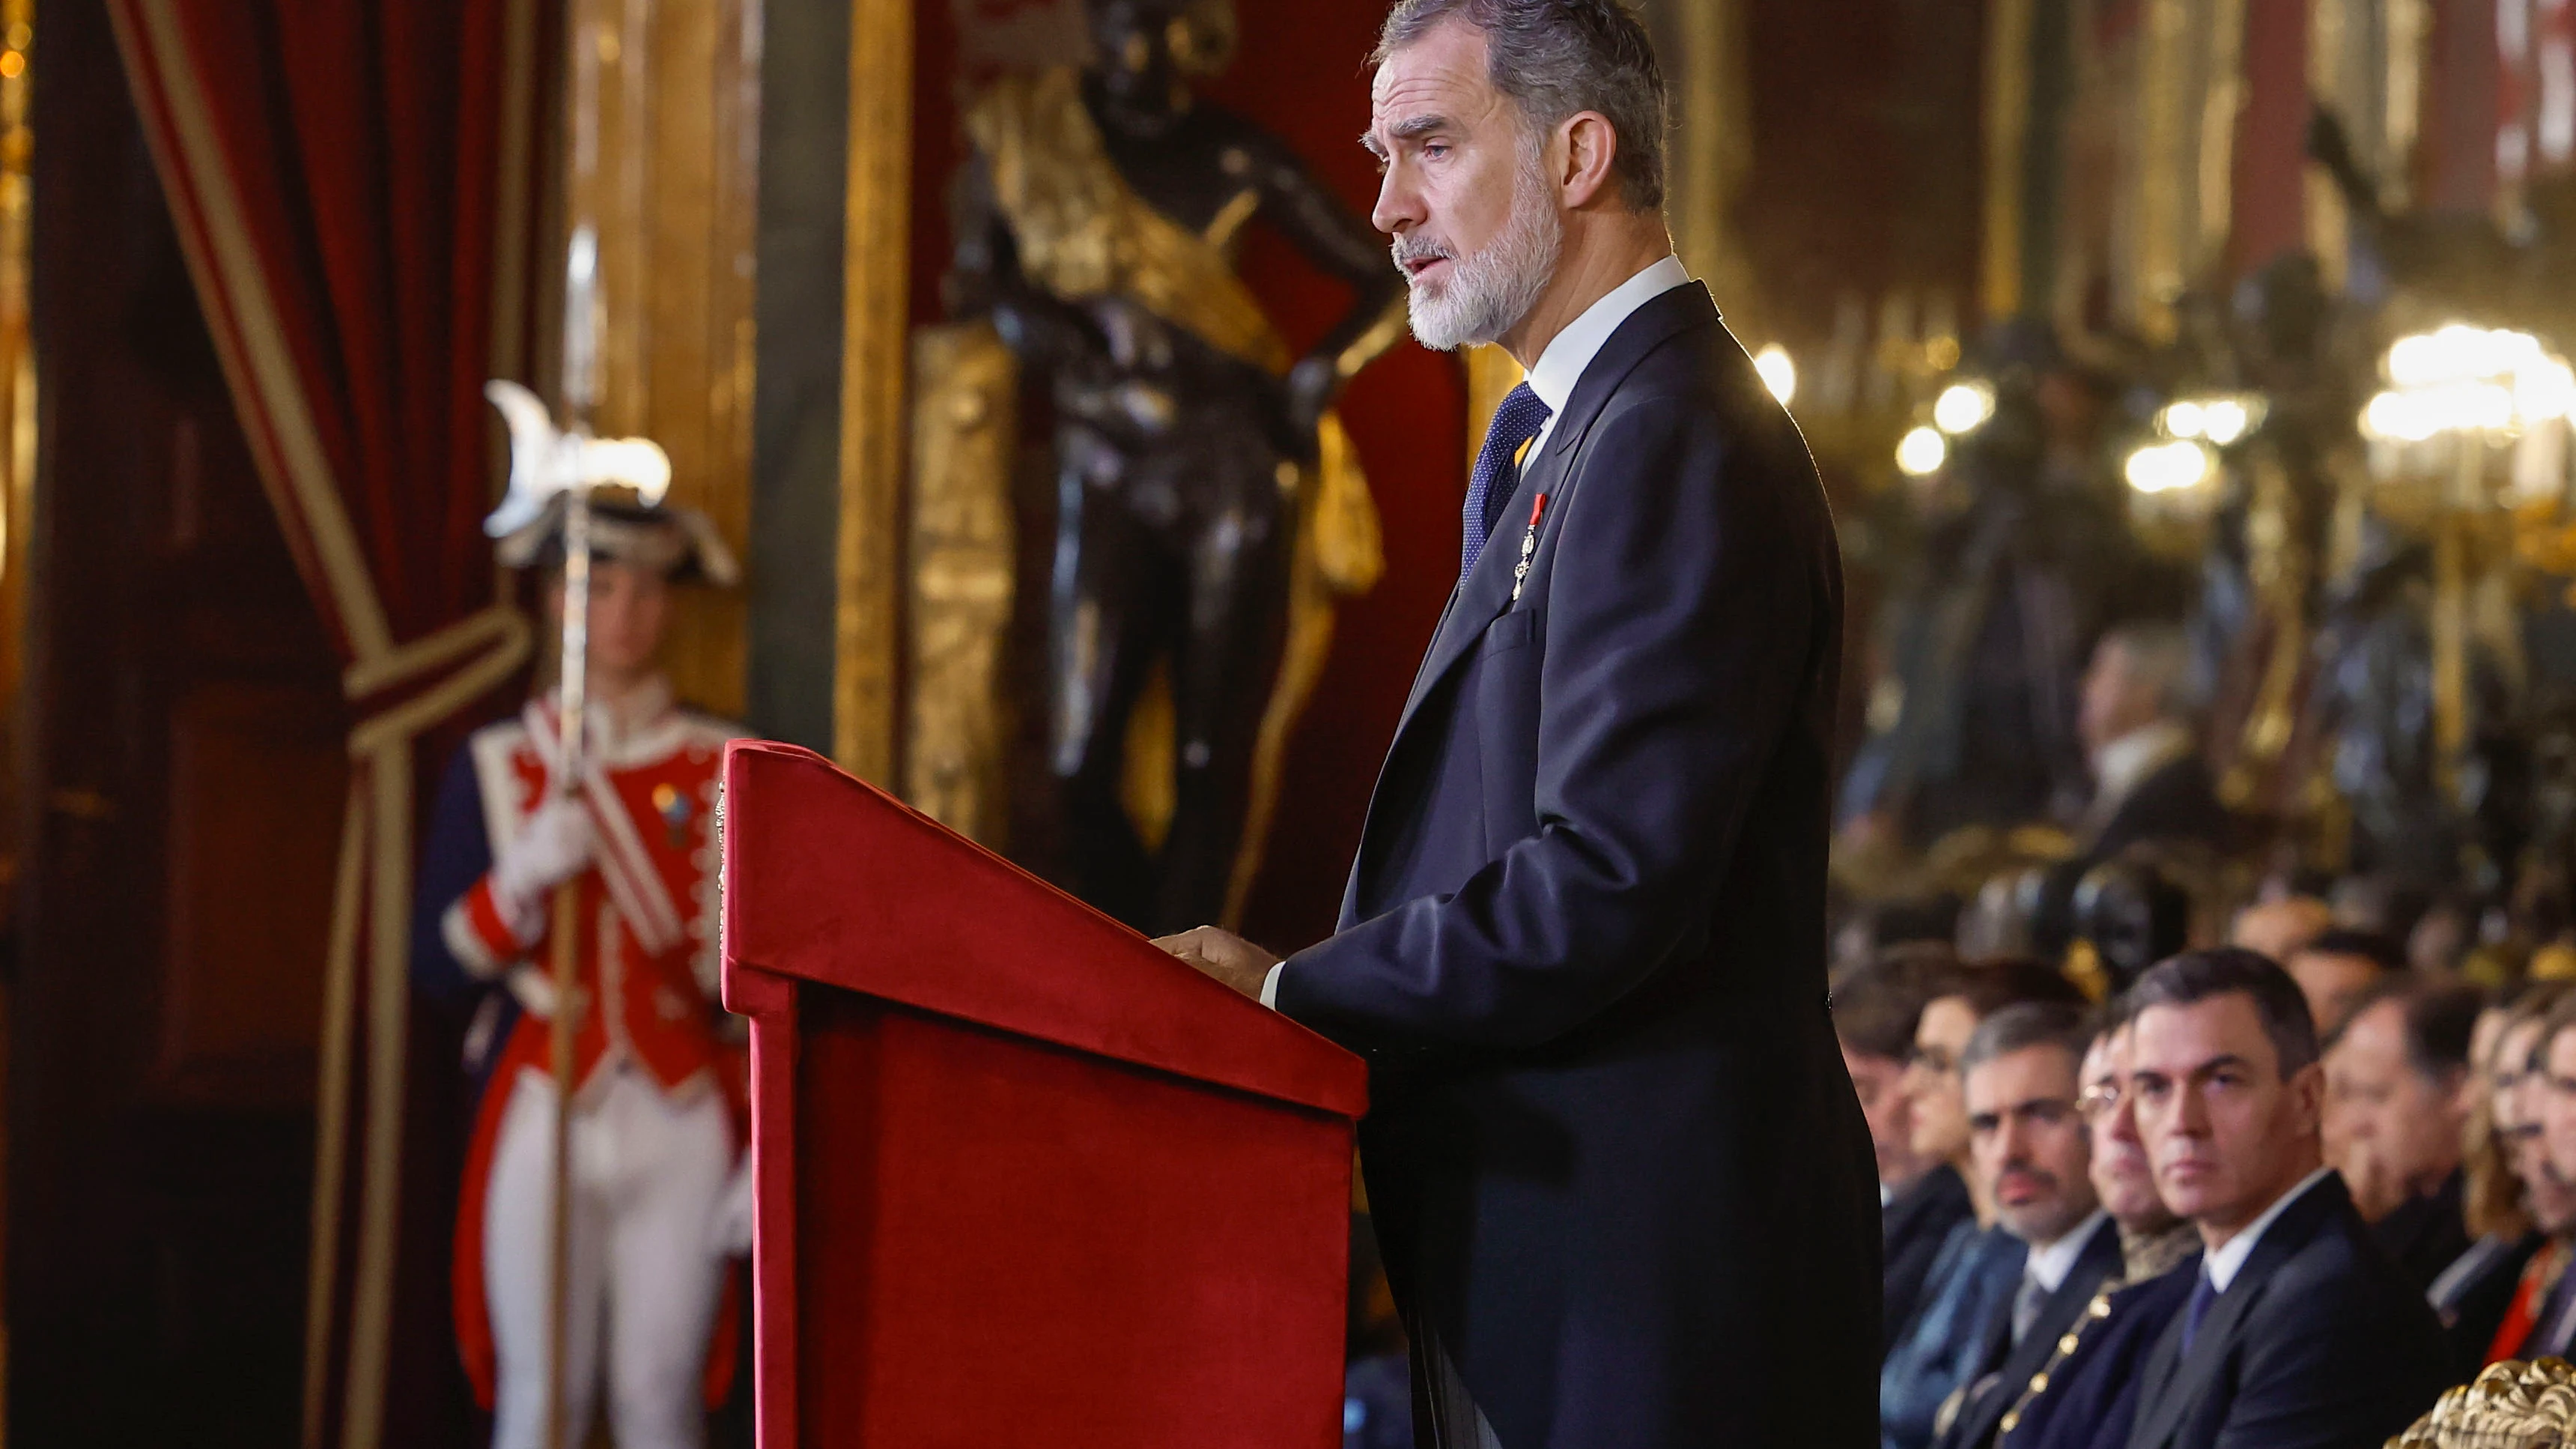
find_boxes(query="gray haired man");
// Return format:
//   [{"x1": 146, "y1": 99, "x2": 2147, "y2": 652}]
[{"x1": 1157, "y1": 1, "x2": 1876, "y2": 1445}]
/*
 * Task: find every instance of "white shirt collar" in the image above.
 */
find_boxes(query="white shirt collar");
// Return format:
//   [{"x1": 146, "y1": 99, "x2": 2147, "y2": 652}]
[
  {"x1": 2089, "y1": 720, "x2": 2193, "y2": 809},
  {"x1": 1521, "y1": 255, "x2": 1694, "y2": 452},
  {"x1": 2203, "y1": 1166, "x2": 2334, "y2": 1292},
  {"x1": 2023, "y1": 1209, "x2": 2109, "y2": 1294}
]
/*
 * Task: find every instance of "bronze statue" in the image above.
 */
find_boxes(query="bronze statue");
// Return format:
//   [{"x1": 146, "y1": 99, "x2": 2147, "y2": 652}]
[{"x1": 950, "y1": 0, "x2": 1403, "y2": 932}]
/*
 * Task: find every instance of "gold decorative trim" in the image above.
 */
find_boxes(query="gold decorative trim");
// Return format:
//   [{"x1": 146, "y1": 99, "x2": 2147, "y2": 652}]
[
  {"x1": 300, "y1": 786, "x2": 368, "y2": 1449},
  {"x1": 341, "y1": 744, "x2": 411, "y2": 1449},
  {"x1": 341, "y1": 604, "x2": 520, "y2": 700},
  {"x1": 1335, "y1": 296, "x2": 1409, "y2": 382},
  {"x1": 110, "y1": 6, "x2": 547, "y2": 1446},
  {"x1": 833, "y1": 0, "x2": 915, "y2": 783},
  {"x1": 1463, "y1": 345, "x2": 1525, "y2": 472},
  {"x1": 2305, "y1": 0, "x2": 2351, "y2": 293},
  {"x1": 904, "y1": 323, "x2": 1015, "y2": 843},
  {"x1": 1981, "y1": 0, "x2": 2035, "y2": 318},
  {"x1": 2196, "y1": 0, "x2": 2248, "y2": 275}
]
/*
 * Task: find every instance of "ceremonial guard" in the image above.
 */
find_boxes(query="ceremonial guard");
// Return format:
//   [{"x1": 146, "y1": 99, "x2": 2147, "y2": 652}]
[{"x1": 412, "y1": 491, "x2": 750, "y2": 1449}]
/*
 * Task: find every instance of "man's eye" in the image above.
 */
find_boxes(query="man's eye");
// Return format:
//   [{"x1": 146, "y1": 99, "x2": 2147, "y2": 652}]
[{"x1": 1424, "y1": 142, "x2": 1449, "y2": 159}]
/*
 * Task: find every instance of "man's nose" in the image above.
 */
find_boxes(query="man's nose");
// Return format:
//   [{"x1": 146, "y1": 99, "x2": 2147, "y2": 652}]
[{"x1": 1372, "y1": 164, "x2": 1421, "y2": 237}]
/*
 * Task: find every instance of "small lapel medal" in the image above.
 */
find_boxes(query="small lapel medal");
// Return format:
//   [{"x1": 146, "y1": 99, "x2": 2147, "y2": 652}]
[{"x1": 1511, "y1": 493, "x2": 1549, "y2": 604}]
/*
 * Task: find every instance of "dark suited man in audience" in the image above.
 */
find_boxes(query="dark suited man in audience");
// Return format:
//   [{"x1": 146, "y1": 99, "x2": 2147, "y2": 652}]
[
  {"x1": 1158, "y1": 1, "x2": 1879, "y2": 1443},
  {"x1": 1932, "y1": 1005, "x2": 2120, "y2": 1449},
  {"x1": 2035, "y1": 626, "x2": 2234, "y2": 955},
  {"x1": 1838, "y1": 947, "x2": 1973, "y2": 1349},
  {"x1": 1999, "y1": 1012, "x2": 2199, "y2": 1449},
  {"x1": 2122, "y1": 950, "x2": 2446, "y2": 1449},
  {"x1": 2327, "y1": 977, "x2": 2481, "y2": 1291},
  {"x1": 1884, "y1": 963, "x2": 2089, "y2": 1449}
]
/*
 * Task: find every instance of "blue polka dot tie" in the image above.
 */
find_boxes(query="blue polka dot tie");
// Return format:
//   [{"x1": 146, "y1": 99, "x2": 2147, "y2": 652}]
[{"x1": 1462, "y1": 382, "x2": 1552, "y2": 582}]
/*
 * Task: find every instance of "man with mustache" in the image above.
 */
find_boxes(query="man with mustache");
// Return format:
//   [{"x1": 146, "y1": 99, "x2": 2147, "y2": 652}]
[
  {"x1": 2119, "y1": 950, "x2": 2446, "y2": 1449},
  {"x1": 1915, "y1": 1004, "x2": 2118, "y2": 1449},
  {"x1": 1155, "y1": 0, "x2": 1877, "y2": 1443}
]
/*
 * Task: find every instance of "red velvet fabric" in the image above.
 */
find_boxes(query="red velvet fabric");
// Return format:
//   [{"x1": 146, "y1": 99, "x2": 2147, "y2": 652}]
[
  {"x1": 107, "y1": 4, "x2": 535, "y2": 1444},
  {"x1": 721, "y1": 742, "x2": 1364, "y2": 1447},
  {"x1": 114, "y1": 1, "x2": 511, "y2": 651}
]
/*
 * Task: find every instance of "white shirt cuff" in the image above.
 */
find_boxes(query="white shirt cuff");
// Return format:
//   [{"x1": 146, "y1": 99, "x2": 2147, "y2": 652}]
[{"x1": 1260, "y1": 962, "x2": 1285, "y2": 1010}]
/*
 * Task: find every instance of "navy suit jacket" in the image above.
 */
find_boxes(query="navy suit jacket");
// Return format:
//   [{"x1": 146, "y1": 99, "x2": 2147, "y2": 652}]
[
  {"x1": 2124, "y1": 1173, "x2": 2449, "y2": 1449},
  {"x1": 1886, "y1": 1164, "x2": 1976, "y2": 1356},
  {"x1": 1938, "y1": 1215, "x2": 2126, "y2": 1449},
  {"x1": 2003, "y1": 1258, "x2": 2199, "y2": 1449},
  {"x1": 1275, "y1": 282, "x2": 1879, "y2": 1448}
]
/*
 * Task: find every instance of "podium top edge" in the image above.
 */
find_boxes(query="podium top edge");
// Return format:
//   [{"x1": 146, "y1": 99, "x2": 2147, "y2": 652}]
[{"x1": 719, "y1": 741, "x2": 1370, "y2": 1120}]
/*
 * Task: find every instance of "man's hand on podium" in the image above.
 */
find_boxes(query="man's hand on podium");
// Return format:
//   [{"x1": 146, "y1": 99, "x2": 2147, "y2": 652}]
[{"x1": 1152, "y1": 926, "x2": 1281, "y2": 1000}]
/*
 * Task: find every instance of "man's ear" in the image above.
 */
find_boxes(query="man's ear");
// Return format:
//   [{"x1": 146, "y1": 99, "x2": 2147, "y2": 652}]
[
  {"x1": 2286, "y1": 1059, "x2": 2326, "y2": 1133},
  {"x1": 1556, "y1": 111, "x2": 1621, "y2": 209}
]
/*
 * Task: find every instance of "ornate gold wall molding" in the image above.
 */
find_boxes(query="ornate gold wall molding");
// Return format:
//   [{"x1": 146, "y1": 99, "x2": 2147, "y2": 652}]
[
  {"x1": 1464, "y1": 344, "x2": 1525, "y2": 472},
  {"x1": 905, "y1": 322, "x2": 1015, "y2": 843},
  {"x1": 2119, "y1": 0, "x2": 2246, "y2": 340},
  {"x1": 1660, "y1": 0, "x2": 1753, "y2": 326},
  {"x1": 2303, "y1": 0, "x2": 2430, "y2": 292},
  {"x1": 1982, "y1": 0, "x2": 2035, "y2": 319},
  {"x1": 558, "y1": 0, "x2": 762, "y2": 719},
  {"x1": 833, "y1": 0, "x2": 914, "y2": 783}
]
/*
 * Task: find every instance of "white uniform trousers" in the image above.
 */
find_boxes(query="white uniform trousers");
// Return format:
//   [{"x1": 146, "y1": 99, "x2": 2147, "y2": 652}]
[{"x1": 485, "y1": 1063, "x2": 732, "y2": 1449}]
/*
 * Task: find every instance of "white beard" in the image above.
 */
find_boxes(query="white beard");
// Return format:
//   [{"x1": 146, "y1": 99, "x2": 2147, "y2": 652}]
[{"x1": 1400, "y1": 150, "x2": 1563, "y2": 353}]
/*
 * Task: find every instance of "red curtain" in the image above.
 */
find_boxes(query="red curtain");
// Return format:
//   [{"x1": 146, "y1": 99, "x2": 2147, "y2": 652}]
[{"x1": 107, "y1": 2, "x2": 540, "y2": 1445}]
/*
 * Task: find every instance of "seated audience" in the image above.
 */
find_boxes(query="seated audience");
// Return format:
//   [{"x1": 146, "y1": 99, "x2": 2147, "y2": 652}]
[
  {"x1": 1901, "y1": 959, "x2": 2094, "y2": 1225},
  {"x1": 1883, "y1": 962, "x2": 2088, "y2": 1449},
  {"x1": 1930, "y1": 1004, "x2": 2118, "y2": 1449},
  {"x1": 2325, "y1": 978, "x2": 2482, "y2": 1290},
  {"x1": 2282, "y1": 926, "x2": 2404, "y2": 1039},
  {"x1": 1838, "y1": 944, "x2": 1970, "y2": 1349},
  {"x1": 2432, "y1": 983, "x2": 2571, "y2": 1376},
  {"x1": 2509, "y1": 991, "x2": 2576, "y2": 1358},
  {"x1": 2121, "y1": 949, "x2": 2447, "y2": 1449},
  {"x1": 1994, "y1": 1010, "x2": 2200, "y2": 1449},
  {"x1": 2226, "y1": 893, "x2": 2331, "y2": 968}
]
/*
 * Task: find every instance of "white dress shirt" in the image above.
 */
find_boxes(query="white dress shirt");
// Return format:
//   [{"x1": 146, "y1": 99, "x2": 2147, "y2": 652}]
[
  {"x1": 2024, "y1": 1209, "x2": 2109, "y2": 1295},
  {"x1": 1260, "y1": 254, "x2": 1697, "y2": 1013},
  {"x1": 2203, "y1": 1166, "x2": 2335, "y2": 1292}
]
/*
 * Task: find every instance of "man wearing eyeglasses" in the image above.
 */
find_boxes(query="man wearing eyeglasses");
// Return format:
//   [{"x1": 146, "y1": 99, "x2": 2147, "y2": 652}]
[
  {"x1": 1926, "y1": 1004, "x2": 2120, "y2": 1449},
  {"x1": 1990, "y1": 1014, "x2": 2199, "y2": 1449}
]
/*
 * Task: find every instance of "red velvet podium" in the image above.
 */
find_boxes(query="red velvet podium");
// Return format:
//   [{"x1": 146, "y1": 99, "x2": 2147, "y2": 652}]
[{"x1": 717, "y1": 741, "x2": 1368, "y2": 1447}]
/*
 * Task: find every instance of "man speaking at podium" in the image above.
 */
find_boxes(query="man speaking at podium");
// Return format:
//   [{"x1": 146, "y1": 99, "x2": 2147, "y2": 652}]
[{"x1": 1158, "y1": 1, "x2": 1879, "y2": 1445}]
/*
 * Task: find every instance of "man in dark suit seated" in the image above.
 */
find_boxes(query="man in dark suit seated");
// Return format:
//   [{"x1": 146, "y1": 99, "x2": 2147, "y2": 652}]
[
  {"x1": 1838, "y1": 947, "x2": 1974, "y2": 1351},
  {"x1": 1997, "y1": 1010, "x2": 2199, "y2": 1449},
  {"x1": 2121, "y1": 950, "x2": 2448, "y2": 1449},
  {"x1": 2327, "y1": 977, "x2": 2482, "y2": 1292},
  {"x1": 1882, "y1": 964, "x2": 2089, "y2": 1448},
  {"x1": 2035, "y1": 626, "x2": 2234, "y2": 956},
  {"x1": 1930, "y1": 1004, "x2": 2120, "y2": 1449}
]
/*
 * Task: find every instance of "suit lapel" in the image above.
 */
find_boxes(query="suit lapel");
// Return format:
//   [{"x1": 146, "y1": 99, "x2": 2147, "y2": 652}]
[
  {"x1": 1966, "y1": 1218, "x2": 2121, "y2": 1448},
  {"x1": 2130, "y1": 1177, "x2": 2345, "y2": 1449},
  {"x1": 1383, "y1": 283, "x2": 1719, "y2": 749}
]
